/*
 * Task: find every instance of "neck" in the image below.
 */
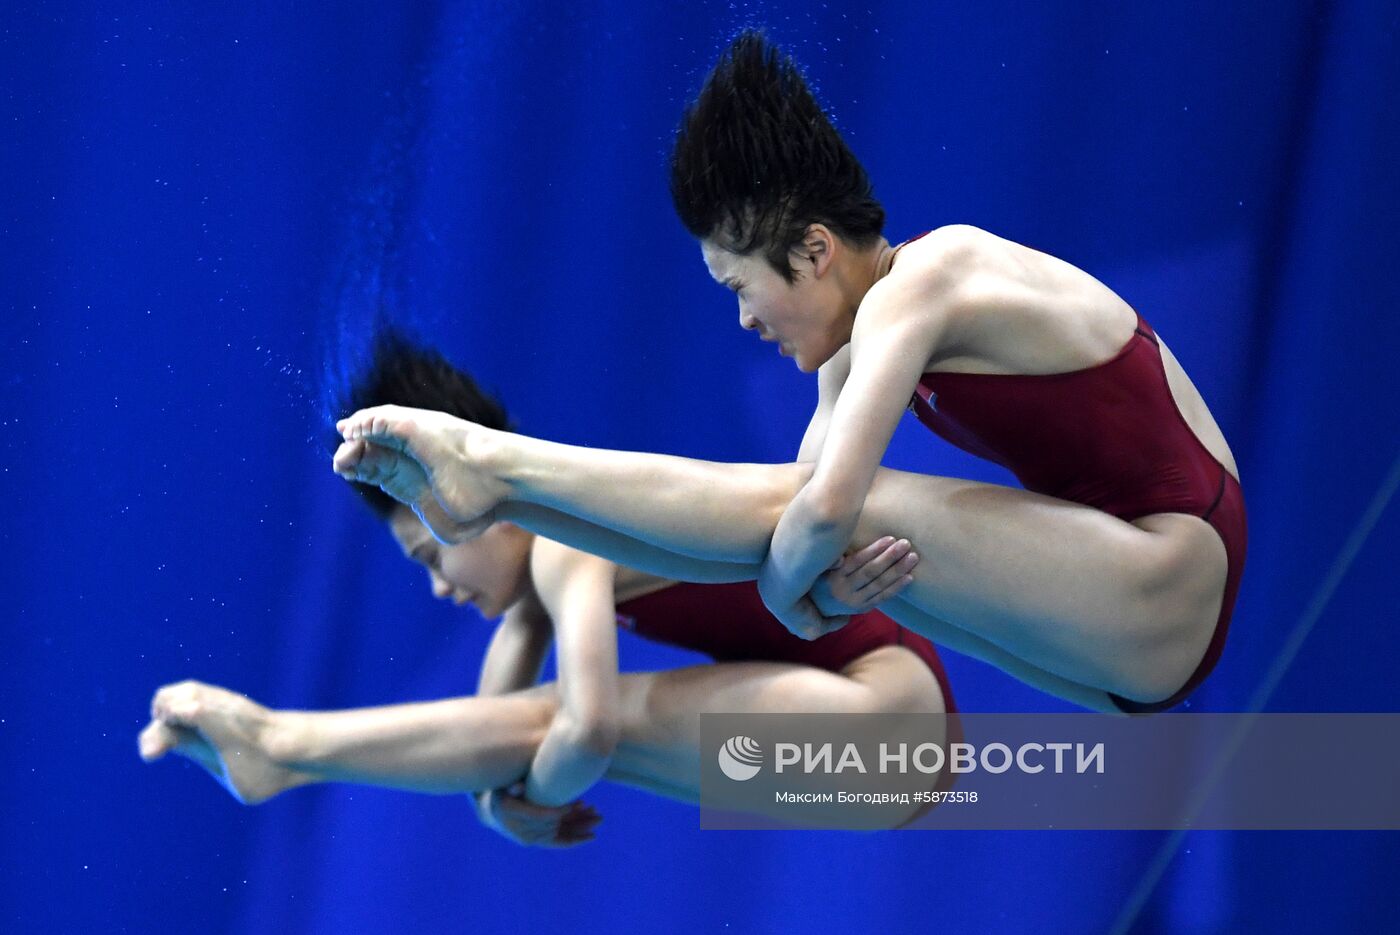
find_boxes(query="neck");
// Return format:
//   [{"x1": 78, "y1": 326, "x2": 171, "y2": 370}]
[
  {"x1": 871, "y1": 238, "x2": 899, "y2": 285},
  {"x1": 838, "y1": 238, "x2": 896, "y2": 331}
]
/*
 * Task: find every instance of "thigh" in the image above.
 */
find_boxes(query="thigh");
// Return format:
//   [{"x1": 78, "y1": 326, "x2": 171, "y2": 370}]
[
  {"x1": 881, "y1": 595, "x2": 1120, "y2": 713},
  {"x1": 605, "y1": 647, "x2": 944, "y2": 803},
  {"x1": 853, "y1": 467, "x2": 1226, "y2": 699}
]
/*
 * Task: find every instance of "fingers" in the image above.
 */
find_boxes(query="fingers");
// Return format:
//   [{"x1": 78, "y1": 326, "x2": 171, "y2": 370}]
[
  {"x1": 490, "y1": 794, "x2": 573, "y2": 820},
  {"x1": 550, "y1": 801, "x2": 602, "y2": 846},
  {"x1": 488, "y1": 792, "x2": 601, "y2": 847},
  {"x1": 788, "y1": 597, "x2": 849, "y2": 641},
  {"x1": 859, "y1": 572, "x2": 916, "y2": 607},
  {"x1": 840, "y1": 536, "x2": 896, "y2": 573},
  {"x1": 842, "y1": 538, "x2": 915, "y2": 587},
  {"x1": 554, "y1": 806, "x2": 602, "y2": 846},
  {"x1": 843, "y1": 539, "x2": 918, "y2": 605}
]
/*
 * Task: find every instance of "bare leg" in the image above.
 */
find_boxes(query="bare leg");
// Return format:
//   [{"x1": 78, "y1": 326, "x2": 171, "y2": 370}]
[
  {"x1": 499, "y1": 503, "x2": 761, "y2": 583},
  {"x1": 334, "y1": 408, "x2": 806, "y2": 560},
  {"x1": 604, "y1": 646, "x2": 943, "y2": 814},
  {"x1": 488, "y1": 441, "x2": 1225, "y2": 702},
  {"x1": 141, "y1": 680, "x2": 556, "y2": 802},
  {"x1": 879, "y1": 596, "x2": 1118, "y2": 713},
  {"x1": 852, "y1": 470, "x2": 1226, "y2": 702},
  {"x1": 140, "y1": 647, "x2": 943, "y2": 827},
  {"x1": 335, "y1": 409, "x2": 1225, "y2": 703},
  {"x1": 495, "y1": 506, "x2": 1117, "y2": 712}
]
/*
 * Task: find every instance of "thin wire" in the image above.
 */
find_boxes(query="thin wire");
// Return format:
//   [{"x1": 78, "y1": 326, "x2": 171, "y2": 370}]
[{"x1": 1107, "y1": 446, "x2": 1400, "y2": 935}]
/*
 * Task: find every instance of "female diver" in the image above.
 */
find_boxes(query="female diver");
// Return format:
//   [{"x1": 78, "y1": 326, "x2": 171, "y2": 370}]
[
  {"x1": 141, "y1": 333, "x2": 956, "y2": 839},
  {"x1": 334, "y1": 32, "x2": 1246, "y2": 714}
]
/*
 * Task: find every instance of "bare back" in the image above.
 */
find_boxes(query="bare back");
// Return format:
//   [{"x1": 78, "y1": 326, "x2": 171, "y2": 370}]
[{"x1": 896, "y1": 228, "x2": 1239, "y2": 483}]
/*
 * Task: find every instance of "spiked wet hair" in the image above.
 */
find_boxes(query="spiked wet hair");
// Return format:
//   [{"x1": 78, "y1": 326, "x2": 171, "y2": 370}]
[
  {"x1": 669, "y1": 29, "x2": 885, "y2": 282},
  {"x1": 333, "y1": 330, "x2": 512, "y2": 519}
]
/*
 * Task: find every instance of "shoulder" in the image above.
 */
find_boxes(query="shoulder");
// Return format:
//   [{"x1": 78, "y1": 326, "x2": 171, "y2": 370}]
[
  {"x1": 896, "y1": 227, "x2": 1140, "y2": 372},
  {"x1": 868, "y1": 226, "x2": 1005, "y2": 314},
  {"x1": 887, "y1": 225, "x2": 1009, "y2": 296},
  {"x1": 529, "y1": 537, "x2": 616, "y2": 604},
  {"x1": 855, "y1": 225, "x2": 1004, "y2": 344}
]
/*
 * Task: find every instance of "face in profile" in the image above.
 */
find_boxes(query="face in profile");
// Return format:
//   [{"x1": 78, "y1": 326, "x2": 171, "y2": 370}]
[
  {"x1": 700, "y1": 233, "x2": 848, "y2": 373},
  {"x1": 387, "y1": 506, "x2": 532, "y2": 619}
]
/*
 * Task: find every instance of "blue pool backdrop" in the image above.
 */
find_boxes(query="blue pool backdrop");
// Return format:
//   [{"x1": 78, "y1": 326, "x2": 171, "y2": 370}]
[{"x1": 3, "y1": 1, "x2": 1398, "y2": 932}]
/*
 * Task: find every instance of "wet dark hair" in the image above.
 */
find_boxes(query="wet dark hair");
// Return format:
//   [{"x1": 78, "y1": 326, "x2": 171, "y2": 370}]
[
  {"x1": 669, "y1": 29, "x2": 885, "y2": 282},
  {"x1": 332, "y1": 330, "x2": 513, "y2": 519}
]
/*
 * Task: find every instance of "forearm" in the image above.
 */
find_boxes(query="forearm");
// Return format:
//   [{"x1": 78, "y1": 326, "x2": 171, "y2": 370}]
[
  {"x1": 477, "y1": 617, "x2": 553, "y2": 697},
  {"x1": 522, "y1": 714, "x2": 617, "y2": 807},
  {"x1": 762, "y1": 487, "x2": 857, "y2": 603},
  {"x1": 274, "y1": 693, "x2": 554, "y2": 795}
]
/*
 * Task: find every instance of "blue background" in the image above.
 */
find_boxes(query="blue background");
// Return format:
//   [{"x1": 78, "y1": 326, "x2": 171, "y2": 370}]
[{"x1": 4, "y1": 1, "x2": 1398, "y2": 932}]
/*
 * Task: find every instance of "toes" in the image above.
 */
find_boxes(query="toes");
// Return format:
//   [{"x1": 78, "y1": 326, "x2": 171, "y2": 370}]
[
  {"x1": 359, "y1": 444, "x2": 401, "y2": 483},
  {"x1": 152, "y1": 680, "x2": 206, "y2": 726},
  {"x1": 339, "y1": 406, "x2": 411, "y2": 445},
  {"x1": 332, "y1": 439, "x2": 366, "y2": 477},
  {"x1": 138, "y1": 720, "x2": 178, "y2": 762}
]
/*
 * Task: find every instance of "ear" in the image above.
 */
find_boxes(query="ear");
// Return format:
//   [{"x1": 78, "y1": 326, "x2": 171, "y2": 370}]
[{"x1": 793, "y1": 224, "x2": 837, "y2": 279}]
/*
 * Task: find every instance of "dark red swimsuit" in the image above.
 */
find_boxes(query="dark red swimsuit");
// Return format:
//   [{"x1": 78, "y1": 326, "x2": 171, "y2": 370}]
[
  {"x1": 614, "y1": 580, "x2": 956, "y2": 717},
  {"x1": 615, "y1": 580, "x2": 962, "y2": 819},
  {"x1": 909, "y1": 308, "x2": 1247, "y2": 712}
]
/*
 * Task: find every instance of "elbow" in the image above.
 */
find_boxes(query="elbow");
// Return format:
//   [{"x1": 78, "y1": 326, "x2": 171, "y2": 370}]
[
  {"x1": 560, "y1": 710, "x2": 620, "y2": 760},
  {"x1": 576, "y1": 719, "x2": 621, "y2": 760},
  {"x1": 797, "y1": 483, "x2": 860, "y2": 534}
]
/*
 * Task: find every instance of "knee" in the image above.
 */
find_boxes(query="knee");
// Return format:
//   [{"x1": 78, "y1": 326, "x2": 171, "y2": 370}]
[
  {"x1": 764, "y1": 462, "x2": 816, "y2": 526},
  {"x1": 1109, "y1": 549, "x2": 1221, "y2": 703},
  {"x1": 862, "y1": 650, "x2": 945, "y2": 716},
  {"x1": 1108, "y1": 657, "x2": 1183, "y2": 708},
  {"x1": 512, "y1": 683, "x2": 566, "y2": 737},
  {"x1": 1119, "y1": 617, "x2": 1216, "y2": 705}
]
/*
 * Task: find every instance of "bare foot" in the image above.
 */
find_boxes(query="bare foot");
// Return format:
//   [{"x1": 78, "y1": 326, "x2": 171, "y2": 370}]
[
  {"x1": 334, "y1": 405, "x2": 511, "y2": 543},
  {"x1": 332, "y1": 437, "x2": 479, "y2": 543},
  {"x1": 140, "y1": 681, "x2": 312, "y2": 805}
]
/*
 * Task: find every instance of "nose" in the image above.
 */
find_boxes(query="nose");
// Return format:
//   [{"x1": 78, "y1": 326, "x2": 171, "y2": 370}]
[
  {"x1": 739, "y1": 308, "x2": 759, "y2": 331},
  {"x1": 430, "y1": 573, "x2": 451, "y2": 600}
]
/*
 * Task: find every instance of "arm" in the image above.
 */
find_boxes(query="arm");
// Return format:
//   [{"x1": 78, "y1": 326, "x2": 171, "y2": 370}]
[
  {"x1": 521, "y1": 541, "x2": 622, "y2": 806},
  {"x1": 795, "y1": 344, "x2": 852, "y2": 463},
  {"x1": 468, "y1": 596, "x2": 563, "y2": 834},
  {"x1": 476, "y1": 602, "x2": 553, "y2": 696},
  {"x1": 797, "y1": 343, "x2": 925, "y2": 614},
  {"x1": 759, "y1": 253, "x2": 962, "y2": 636}
]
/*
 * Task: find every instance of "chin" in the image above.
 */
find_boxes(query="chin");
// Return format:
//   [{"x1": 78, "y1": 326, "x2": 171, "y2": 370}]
[{"x1": 793, "y1": 345, "x2": 835, "y2": 374}]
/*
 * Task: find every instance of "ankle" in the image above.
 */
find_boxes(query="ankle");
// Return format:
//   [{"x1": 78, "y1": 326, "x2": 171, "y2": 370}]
[
  {"x1": 470, "y1": 426, "x2": 522, "y2": 494},
  {"x1": 262, "y1": 710, "x2": 322, "y2": 785}
]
